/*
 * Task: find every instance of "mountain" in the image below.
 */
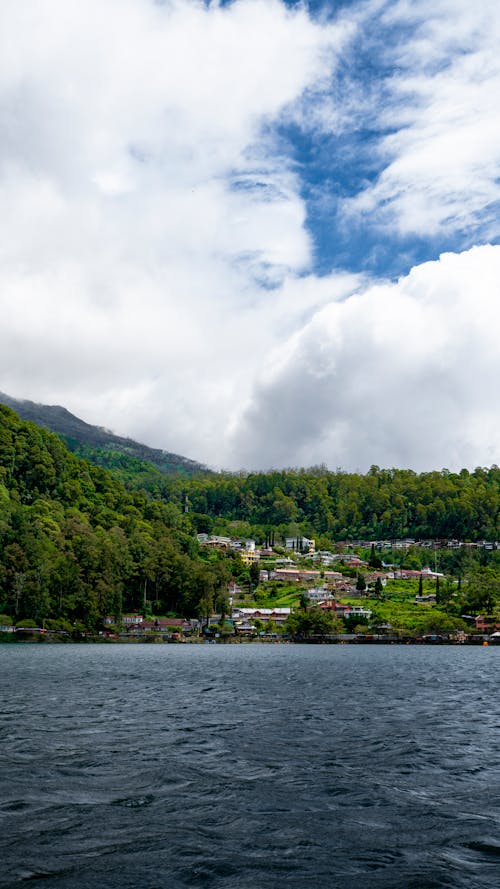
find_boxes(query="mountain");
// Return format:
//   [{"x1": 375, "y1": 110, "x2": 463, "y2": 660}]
[
  {"x1": 0, "y1": 403, "x2": 227, "y2": 627},
  {"x1": 0, "y1": 392, "x2": 208, "y2": 477}
]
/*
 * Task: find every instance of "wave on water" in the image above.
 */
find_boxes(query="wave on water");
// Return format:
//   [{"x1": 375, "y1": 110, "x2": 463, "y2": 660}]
[{"x1": 1, "y1": 644, "x2": 499, "y2": 888}]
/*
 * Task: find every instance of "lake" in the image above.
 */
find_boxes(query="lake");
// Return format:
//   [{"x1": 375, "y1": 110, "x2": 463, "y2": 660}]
[{"x1": 1, "y1": 643, "x2": 499, "y2": 888}]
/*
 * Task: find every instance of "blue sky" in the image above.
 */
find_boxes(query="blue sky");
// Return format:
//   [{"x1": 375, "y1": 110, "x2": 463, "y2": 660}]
[
  {"x1": 1, "y1": 0, "x2": 499, "y2": 471},
  {"x1": 276, "y1": 0, "x2": 500, "y2": 280}
]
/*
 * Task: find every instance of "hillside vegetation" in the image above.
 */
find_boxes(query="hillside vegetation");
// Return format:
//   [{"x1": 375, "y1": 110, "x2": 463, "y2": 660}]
[
  {"x1": 0, "y1": 392, "x2": 207, "y2": 478},
  {"x1": 0, "y1": 406, "x2": 227, "y2": 628},
  {"x1": 1, "y1": 402, "x2": 500, "y2": 635},
  {"x1": 3, "y1": 393, "x2": 499, "y2": 545},
  {"x1": 162, "y1": 465, "x2": 500, "y2": 544}
]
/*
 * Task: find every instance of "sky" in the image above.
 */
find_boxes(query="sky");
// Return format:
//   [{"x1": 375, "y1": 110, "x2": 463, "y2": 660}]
[{"x1": 1, "y1": 0, "x2": 500, "y2": 472}]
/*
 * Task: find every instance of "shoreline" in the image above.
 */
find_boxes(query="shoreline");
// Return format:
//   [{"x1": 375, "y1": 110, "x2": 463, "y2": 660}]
[{"x1": 1, "y1": 633, "x2": 497, "y2": 646}]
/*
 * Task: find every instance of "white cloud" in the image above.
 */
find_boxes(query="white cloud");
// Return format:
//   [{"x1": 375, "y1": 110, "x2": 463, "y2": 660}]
[
  {"x1": 229, "y1": 245, "x2": 500, "y2": 471},
  {"x1": 0, "y1": 0, "x2": 351, "y2": 460},
  {"x1": 1, "y1": 0, "x2": 499, "y2": 473},
  {"x1": 342, "y1": 0, "x2": 500, "y2": 238}
]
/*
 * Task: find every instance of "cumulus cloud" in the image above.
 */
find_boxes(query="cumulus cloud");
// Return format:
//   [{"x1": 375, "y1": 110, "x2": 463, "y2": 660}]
[
  {"x1": 0, "y1": 0, "x2": 351, "y2": 459},
  {"x1": 229, "y1": 245, "x2": 500, "y2": 471},
  {"x1": 1, "y1": 0, "x2": 499, "y2": 471}
]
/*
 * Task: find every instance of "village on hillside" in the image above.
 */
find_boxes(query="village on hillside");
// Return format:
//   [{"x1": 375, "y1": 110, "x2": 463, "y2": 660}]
[
  {"x1": 5, "y1": 531, "x2": 497, "y2": 644},
  {"x1": 184, "y1": 533, "x2": 499, "y2": 642},
  {"x1": 3, "y1": 527, "x2": 500, "y2": 644}
]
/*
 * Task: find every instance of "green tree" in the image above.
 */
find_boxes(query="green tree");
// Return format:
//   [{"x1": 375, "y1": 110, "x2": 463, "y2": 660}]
[
  {"x1": 356, "y1": 573, "x2": 366, "y2": 593},
  {"x1": 287, "y1": 607, "x2": 334, "y2": 637},
  {"x1": 368, "y1": 544, "x2": 382, "y2": 569},
  {"x1": 299, "y1": 591, "x2": 309, "y2": 611},
  {"x1": 435, "y1": 575, "x2": 441, "y2": 604},
  {"x1": 462, "y1": 568, "x2": 500, "y2": 615},
  {"x1": 249, "y1": 562, "x2": 260, "y2": 591}
]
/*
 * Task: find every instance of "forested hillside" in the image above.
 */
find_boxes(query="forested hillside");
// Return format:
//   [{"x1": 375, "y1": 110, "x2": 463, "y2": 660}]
[
  {"x1": 162, "y1": 466, "x2": 500, "y2": 543},
  {"x1": 1, "y1": 402, "x2": 500, "y2": 634},
  {"x1": 0, "y1": 406, "x2": 228, "y2": 628},
  {"x1": 0, "y1": 392, "x2": 208, "y2": 477},
  {"x1": 3, "y1": 394, "x2": 498, "y2": 545}
]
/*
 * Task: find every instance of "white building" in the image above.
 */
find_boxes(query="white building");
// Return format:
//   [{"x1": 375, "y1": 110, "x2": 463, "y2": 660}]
[
  {"x1": 231, "y1": 607, "x2": 292, "y2": 627},
  {"x1": 307, "y1": 586, "x2": 336, "y2": 602},
  {"x1": 285, "y1": 536, "x2": 315, "y2": 553}
]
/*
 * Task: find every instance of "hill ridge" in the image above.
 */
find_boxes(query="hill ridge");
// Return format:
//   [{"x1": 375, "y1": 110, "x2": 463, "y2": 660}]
[{"x1": 0, "y1": 391, "x2": 208, "y2": 476}]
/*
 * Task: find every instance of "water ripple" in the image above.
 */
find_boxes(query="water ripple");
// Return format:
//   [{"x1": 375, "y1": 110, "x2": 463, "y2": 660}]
[{"x1": 1, "y1": 644, "x2": 500, "y2": 888}]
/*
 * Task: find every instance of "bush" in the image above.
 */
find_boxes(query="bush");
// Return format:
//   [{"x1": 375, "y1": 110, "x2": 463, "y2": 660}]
[{"x1": 45, "y1": 618, "x2": 73, "y2": 633}]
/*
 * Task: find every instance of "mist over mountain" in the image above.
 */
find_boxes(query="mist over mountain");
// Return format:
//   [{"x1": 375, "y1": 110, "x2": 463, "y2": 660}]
[{"x1": 0, "y1": 393, "x2": 208, "y2": 477}]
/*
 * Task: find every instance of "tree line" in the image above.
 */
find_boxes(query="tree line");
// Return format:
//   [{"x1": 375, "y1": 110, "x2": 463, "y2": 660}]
[
  {"x1": 0, "y1": 406, "x2": 228, "y2": 628},
  {"x1": 2, "y1": 403, "x2": 500, "y2": 631},
  {"x1": 156, "y1": 465, "x2": 500, "y2": 543}
]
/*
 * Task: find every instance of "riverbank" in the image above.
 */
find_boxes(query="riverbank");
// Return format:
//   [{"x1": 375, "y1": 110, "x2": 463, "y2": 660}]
[{"x1": 2, "y1": 631, "x2": 498, "y2": 645}]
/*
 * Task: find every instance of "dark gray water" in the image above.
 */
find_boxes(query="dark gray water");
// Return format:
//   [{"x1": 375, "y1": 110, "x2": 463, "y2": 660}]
[{"x1": 1, "y1": 644, "x2": 500, "y2": 888}]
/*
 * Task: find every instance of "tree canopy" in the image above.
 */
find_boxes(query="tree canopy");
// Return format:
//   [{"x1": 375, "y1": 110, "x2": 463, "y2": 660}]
[{"x1": 0, "y1": 406, "x2": 228, "y2": 627}]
